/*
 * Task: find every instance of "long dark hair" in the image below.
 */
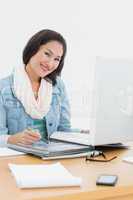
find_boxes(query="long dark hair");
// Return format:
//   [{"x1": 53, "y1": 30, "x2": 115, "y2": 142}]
[{"x1": 23, "y1": 29, "x2": 67, "y2": 85}]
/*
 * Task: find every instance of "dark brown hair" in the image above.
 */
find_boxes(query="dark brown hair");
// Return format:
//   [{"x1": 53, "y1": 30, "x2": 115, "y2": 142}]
[{"x1": 23, "y1": 29, "x2": 67, "y2": 85}]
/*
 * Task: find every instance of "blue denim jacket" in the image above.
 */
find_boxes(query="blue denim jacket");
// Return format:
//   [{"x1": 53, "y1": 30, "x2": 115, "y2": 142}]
[{"x1": 0, "y1": 75, "x2": 71, "y2": 139}]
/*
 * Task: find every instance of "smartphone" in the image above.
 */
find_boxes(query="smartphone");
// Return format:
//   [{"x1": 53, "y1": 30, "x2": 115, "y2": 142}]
[{"x1": 96, "y1": 174, "x2": 118, "y2": 186}]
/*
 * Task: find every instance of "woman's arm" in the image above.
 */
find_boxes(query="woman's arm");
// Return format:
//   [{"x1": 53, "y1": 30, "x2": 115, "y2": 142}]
[
  {"x1": 56, "y1": 79, "x2": 89, "y2": 134},
  {"x1": 57, "y1": 79, "x2": 71, "y2": 132},
  {"x1": 0, "y1": 91, "x2": 41, "y2": 146},
  {"x1": 0, "y1": 92, "x2": 9, "y2": 146}
]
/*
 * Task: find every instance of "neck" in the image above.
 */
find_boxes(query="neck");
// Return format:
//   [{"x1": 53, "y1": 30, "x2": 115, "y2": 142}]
[{"x1": 25, "y1": 64, "x2": 41, "y2": 84}]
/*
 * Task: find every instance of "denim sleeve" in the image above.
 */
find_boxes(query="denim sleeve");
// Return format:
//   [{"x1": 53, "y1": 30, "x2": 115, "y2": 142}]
[
  {"x1": 57, "y1": 79, "x2": 71, "y2": 132},
  {"x1": 0, "y1": 92, "x2": 8, "y2": 135}
]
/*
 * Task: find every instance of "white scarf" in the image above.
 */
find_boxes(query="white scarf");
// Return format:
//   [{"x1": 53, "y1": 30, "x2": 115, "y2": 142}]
[{"x1": 13, "y1": 66, "x2": 52, "y2": 119}]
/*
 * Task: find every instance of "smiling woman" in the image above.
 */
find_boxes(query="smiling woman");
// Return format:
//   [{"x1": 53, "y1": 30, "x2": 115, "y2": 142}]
[
  {"x1": 25, "y1": 41, "x2": 63, "y2": 100},
  {"x1": 0, "y1": 29, "x2": 74, "y2": 147},
  {"x1": 26, "y1": 41, "x2": 63, "y2": 81}
]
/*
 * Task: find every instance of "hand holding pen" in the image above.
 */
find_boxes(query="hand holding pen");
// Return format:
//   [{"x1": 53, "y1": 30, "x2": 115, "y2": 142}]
[{"x1": 7, "y1": 128, "x2": 41, "y2": 145}]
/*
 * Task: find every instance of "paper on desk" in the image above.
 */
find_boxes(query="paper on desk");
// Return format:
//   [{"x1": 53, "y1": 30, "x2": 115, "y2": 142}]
[
  {"x1": 0, "y1": 147, "x2": 25, "y2": 156},
  {"x1": 8, "y1": 162, "x2": 82, "y2": 188}
]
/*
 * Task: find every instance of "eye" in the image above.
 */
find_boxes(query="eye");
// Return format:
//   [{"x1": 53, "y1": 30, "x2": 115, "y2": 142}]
[
  {"x1": 44, "y1": 52, "x2": 51, "y2": 57},
  {"x1": 55, "y1": 58, "x2": 61, "y2": 62}
]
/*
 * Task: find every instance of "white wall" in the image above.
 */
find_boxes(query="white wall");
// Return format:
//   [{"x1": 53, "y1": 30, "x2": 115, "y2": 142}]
[{"x1": 0, "y1": 0, "x2": 133, "y2": 129}]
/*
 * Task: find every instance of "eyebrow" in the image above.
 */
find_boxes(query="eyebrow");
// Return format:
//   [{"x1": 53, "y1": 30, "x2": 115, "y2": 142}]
[{"x1": 46, "y1": 48, "x2": 62, "y2": 58}]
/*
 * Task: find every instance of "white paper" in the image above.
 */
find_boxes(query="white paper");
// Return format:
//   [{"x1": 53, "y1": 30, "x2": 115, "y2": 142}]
[
  {"x1": 8, "y1": 162, "x2": 82, "y2": 188},
  {"x1": 0, "y1": 147, "x2": 25, "y2": 156}
]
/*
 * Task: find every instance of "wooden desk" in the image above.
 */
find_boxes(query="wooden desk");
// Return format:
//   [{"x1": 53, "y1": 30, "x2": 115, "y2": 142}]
[{"x1": 0, "y1": 144, "x2": 133, "y2": 200}]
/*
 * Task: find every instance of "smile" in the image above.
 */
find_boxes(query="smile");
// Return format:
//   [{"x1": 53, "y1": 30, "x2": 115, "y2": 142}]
[{"x1": 40, "y1": 64, "x2": 48, "y2": 72}]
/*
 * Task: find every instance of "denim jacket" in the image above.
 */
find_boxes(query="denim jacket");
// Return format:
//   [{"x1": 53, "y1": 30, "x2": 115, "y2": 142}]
[{"x1": 0, "y1": 74, "x2": 71, "y2": 141}]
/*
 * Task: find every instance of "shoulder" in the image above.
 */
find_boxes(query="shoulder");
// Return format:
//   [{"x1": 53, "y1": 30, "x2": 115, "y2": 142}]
[
  {"x1": 55, "y1": 76, "x2": 66, "y2": 89},
  {"x1": 0, "y1": 74, "x2": 13, "y2": 94},
  {"x1": 53, "y1": 76, "x2": 66, "y2": 94}
]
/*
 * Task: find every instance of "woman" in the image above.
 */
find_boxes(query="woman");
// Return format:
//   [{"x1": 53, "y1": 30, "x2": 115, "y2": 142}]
[{"x1": 0, "y1": 29, "x2": 71, "y2": 146}]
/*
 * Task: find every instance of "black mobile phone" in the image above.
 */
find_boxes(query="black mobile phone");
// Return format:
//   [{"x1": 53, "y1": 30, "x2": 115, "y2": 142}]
[{"x1": 96, "y1": 174, "x2": 118, "y2": 186}]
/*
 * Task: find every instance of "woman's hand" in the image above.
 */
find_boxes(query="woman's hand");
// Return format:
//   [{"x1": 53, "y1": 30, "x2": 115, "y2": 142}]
[{"x1": 7, "y1": 129, "x2": 41, "y2": 145}]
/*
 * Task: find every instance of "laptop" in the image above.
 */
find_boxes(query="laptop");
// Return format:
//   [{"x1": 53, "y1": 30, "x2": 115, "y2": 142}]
[
  {"x1": 51, "y1": 58, "x2": 133, "y2": 147},
  {"x1": 92, "y1": 58, "x2": 133, "y2": 145}
]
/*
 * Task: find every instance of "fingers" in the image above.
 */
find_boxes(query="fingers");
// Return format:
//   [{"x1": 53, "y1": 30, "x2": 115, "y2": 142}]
[
  {"x1": 24, "y1": 129, "x2": 41, "y2": 139},
  {"x1": 22, "y1": 129, "x2": 41, "y2": 144},
  {"x1": 26, "y1": 128, "x2": 41, "y2": 137},
  {"x1": 7, "y1": 129, "x2": 42, "y2": 145},
  {"x1": 21, "y1": 135, "x2": 38, "y2": 144}
]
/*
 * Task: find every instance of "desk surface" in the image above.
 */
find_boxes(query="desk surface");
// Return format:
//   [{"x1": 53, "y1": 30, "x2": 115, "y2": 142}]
[{"x1": 0, "y1": 143, "x2": 133, "y2": 200}]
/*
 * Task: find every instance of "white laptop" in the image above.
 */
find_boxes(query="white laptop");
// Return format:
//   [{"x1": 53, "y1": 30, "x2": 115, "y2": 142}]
[{"x1": 51, "y1": 58, "x2": 133, "y2": 146}]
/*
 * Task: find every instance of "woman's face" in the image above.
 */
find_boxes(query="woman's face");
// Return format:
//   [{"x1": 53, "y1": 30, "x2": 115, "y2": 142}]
[{"x1": 27, "y1": 41, "x2": 63, "y2": 79}]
